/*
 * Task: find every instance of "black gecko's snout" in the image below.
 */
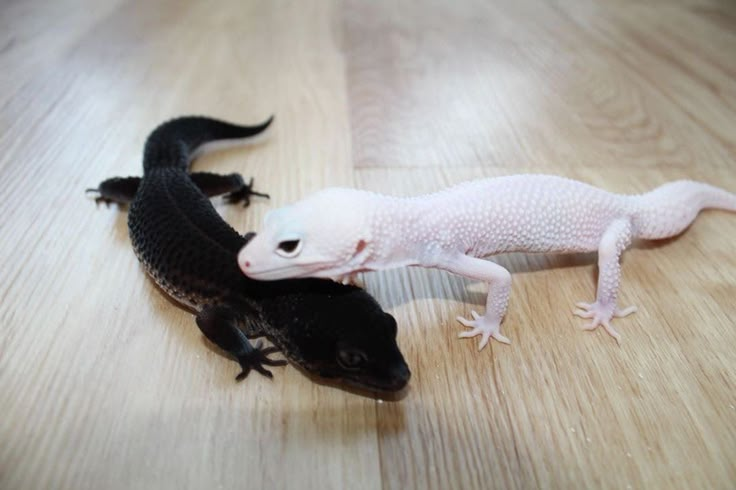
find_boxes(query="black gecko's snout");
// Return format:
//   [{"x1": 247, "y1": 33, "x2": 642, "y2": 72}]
[{"x1": 388, "y1": 363, "x2": 412, "y2": 391}]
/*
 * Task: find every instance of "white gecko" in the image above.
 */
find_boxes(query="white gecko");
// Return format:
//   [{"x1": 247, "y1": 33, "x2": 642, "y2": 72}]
[{"x1": 237, "y1": 175, "x2": 736, "y2": 349}]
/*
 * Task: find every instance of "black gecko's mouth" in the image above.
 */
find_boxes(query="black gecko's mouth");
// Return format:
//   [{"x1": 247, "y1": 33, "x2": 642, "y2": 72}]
[
  {"x1": 318, "y1": 364, "x2": 412, "y2": 393},
  {"x1": 342, "y1": 373, "x2": 411, "y2": 393}
]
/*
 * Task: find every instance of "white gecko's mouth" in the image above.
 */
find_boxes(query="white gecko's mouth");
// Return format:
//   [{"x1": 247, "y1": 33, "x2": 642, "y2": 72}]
[{"x1": 242, "y1": 261, "x2": 348, "y2": 281}]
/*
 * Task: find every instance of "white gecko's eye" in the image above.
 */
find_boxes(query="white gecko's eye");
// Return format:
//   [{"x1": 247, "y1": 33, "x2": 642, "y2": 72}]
[{"x1": 276, "y1": 239, "x2": 302, "y2": 258}]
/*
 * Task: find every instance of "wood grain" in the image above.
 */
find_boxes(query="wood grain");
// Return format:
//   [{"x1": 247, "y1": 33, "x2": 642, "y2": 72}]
[{"x1": 1, "y1": 0, "x2": 735, "y2": 489}]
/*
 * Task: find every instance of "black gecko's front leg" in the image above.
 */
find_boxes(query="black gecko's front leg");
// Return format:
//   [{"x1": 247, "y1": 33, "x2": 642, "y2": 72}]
[
  {"x1": 87, "y1": 174, "x2": 269, "y2": 206},
  {"x1": 196, "y1": 305, "x2": 286, "y2": 380},
  {"x1": 86, "y1": 176, "x2": 141, "y2": 206}
]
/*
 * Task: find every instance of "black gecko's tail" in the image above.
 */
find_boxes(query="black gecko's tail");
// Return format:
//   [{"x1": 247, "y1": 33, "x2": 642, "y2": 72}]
[{"x1": 142, "y1": 116, "x2": 274, "y2": 172}]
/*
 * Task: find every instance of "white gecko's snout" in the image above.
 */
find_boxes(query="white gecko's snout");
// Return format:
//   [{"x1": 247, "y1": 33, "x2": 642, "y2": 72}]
[{"x1": 237, "y1": 247, "x2": 253, "y2": 271}]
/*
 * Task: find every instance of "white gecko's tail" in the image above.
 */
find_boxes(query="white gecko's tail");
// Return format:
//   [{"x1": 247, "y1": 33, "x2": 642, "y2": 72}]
[{"x1": 631, "y1": 180, "x2": 736, "y2": 240}]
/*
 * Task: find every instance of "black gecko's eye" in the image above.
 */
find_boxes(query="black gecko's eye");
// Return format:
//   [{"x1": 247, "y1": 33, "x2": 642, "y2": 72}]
[
  {"x1": 276, "y1": 239, "x2": 302, "y2": 258},
  {"x1": 337, "y1": 348, "x2": 367, "y2": 370}
]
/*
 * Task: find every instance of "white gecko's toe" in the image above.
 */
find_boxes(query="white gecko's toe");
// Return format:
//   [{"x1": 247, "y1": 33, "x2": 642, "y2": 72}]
[
  {"x1": 573, "y1": 308, "x2": 595, "y2": 319},
  {"x1": 457, "y1": 325, "x2": 491, "y2": 351},
  {"x1": 615, "y1": 305, "x2": 638, "y2": 317},
  {"x1": 491, "y1": 331, "x2": 511, "y2": 345},
  {"x1": 582, "y1": 318, "x2": 621, "y2": 344}
]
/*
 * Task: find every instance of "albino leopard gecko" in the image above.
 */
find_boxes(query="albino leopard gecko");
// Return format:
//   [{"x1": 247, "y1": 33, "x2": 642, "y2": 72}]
[{"x1": 237, "y1": 175, "x2": 736, "y2": 349}]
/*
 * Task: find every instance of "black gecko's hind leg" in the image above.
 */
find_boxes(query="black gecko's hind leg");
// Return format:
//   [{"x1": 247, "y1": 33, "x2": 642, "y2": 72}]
[
  {"x1": 189, "y1": 173, "x2": 269, "y2": 206},
  {"x1": 86, "y1": 176, "x2": 141, "y2": 206},
  {"x1": 196, "y1": 305, "x2": 286, "y2": 381},
  {"x1": 87, "y1": 174, "x2": 269, "y2": 206}
]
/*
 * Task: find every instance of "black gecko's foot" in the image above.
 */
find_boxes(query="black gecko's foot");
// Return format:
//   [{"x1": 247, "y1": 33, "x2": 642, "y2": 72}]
[
  {"x1": 225, "y1": 177, "x2": 270, "y2": 207},
  {"x1": 196, "y1": 305, "x2": 286, "y2": 381},
  {"x1": 86, "y1": 176, "x2": 141, "y2": 207},
  {"x1": 85, "y1": 189, "x2": 115, "y2": 207},
  {"x1": 235, "y1": 340, "x2": 288, "y2": 381}
]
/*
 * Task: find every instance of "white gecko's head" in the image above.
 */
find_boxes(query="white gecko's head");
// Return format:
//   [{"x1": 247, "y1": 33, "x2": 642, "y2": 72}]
[{"x1": 238, "y1": 188, "x2": 373, "y2": 280}]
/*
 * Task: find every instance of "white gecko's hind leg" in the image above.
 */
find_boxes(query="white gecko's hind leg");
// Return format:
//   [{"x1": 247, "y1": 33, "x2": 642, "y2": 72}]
[
  {"x1": 573, "y1": 218, "x2": 637, "y2": 343},
  {"x1": 438, "y1": 254, "x2": 512, "y2": 350}
]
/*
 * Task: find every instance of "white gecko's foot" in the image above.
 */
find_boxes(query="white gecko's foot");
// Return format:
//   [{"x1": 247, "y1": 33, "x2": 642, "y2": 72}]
[
  {"x1": 572, "y1": 301, "x2": 637, "y2": 344},
  {"x1": 456, "y1": 310, "x2": 511, "y2": 350}
]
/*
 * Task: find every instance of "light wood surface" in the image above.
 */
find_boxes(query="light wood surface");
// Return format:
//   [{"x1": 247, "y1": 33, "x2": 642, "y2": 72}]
[{"x1": 2, "y1": 0, "x2": 735, "y2": 488}]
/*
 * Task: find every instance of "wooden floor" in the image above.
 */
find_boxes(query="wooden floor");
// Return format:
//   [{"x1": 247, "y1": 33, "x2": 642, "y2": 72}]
[{"x1": 2, "y1": 0, "x2": 735, "y2": 488}]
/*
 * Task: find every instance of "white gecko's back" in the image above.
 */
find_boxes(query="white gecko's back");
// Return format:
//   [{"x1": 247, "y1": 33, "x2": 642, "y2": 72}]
[{"x1": 412, "y1": 175, "x2": 631, "y2": 257}]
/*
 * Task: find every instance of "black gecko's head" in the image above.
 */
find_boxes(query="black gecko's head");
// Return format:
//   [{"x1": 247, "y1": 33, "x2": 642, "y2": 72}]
[{"x1": 266, "y1": 280, "x2": 411, "y2": 392}]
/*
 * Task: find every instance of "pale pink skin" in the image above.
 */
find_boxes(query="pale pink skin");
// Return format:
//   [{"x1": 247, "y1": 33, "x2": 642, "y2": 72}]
[{"x1": 239, "y1": 175, "x2": 736, "y2": 349}]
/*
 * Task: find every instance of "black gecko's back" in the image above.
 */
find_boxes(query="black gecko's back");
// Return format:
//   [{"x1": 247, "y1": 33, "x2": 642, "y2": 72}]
[
  {"x1": 130, "y1": 166, "x2": 255, "y2": 309},
  {"x1": 90, "y1": 116, "x2": 410, "y2": 392}
]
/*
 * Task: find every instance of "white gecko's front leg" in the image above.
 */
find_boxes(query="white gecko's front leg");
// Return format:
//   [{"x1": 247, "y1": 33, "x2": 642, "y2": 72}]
[
  {"x1": 573, "y1": 218, "x2": 638, "y2": 343},
  {"x1": 438, "y1": 254, "x2": 512, "y2": 350}
]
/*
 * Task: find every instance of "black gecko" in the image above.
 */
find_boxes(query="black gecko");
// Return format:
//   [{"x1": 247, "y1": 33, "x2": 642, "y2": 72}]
[{"x1": 88, "y1": 116, "x2": 410, "y2": 392}]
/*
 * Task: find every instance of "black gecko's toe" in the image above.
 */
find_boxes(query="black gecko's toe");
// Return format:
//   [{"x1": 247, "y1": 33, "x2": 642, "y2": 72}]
[
  {"x1": 259, "y1": 346, "x2": 288, "y2": 364},
  {"x1": 85, "y1": 189, "x2": 108, "y2": 207},
  {"x1": 235, "y1": 367, "x2": 251, "y2": 381},
  {"x1": 87, "y1": 191, "x2": 113, "y2": 208}
]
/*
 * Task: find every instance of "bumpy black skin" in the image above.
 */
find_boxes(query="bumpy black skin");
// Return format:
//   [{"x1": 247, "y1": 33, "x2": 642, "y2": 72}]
[{"x1": 89, "y1": 116, "x2": 410, "y2": 391}]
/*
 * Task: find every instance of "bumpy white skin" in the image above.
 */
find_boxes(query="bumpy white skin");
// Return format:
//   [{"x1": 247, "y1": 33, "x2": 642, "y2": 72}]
[{"x1": 239, "y1": 175, "x2": 736, "y2": 349}]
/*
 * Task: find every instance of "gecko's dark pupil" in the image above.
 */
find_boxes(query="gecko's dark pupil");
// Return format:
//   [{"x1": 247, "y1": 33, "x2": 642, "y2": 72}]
[{"x1": 278, "y1": 240, "x2": 300, "y2": 253}]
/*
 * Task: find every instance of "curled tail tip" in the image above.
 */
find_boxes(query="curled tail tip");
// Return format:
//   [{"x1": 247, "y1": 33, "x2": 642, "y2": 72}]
[{"x1": 252, "y1": 114, "x2": 275, "y2": 135}]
